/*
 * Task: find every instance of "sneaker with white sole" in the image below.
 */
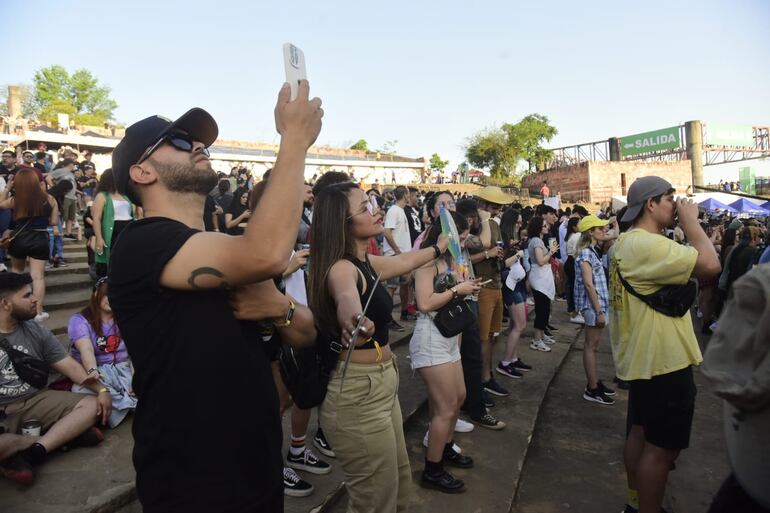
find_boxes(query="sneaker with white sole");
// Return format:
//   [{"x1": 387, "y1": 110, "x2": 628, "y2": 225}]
[
  {"x1": 423, "y1": 430, "x2": 462, "y2": 453},
  {"x1": 286, "y1": 448, "x2": 331, "y2": 475},
  {"x1": 313, "y1": 428, "x2": 335, "y2": 458},
  {"x1": 495, "y1": 361, "x2": 523, "y2": 379},
  {"x1": 530, "y1": 339, "x2": 552, "y2": 352},
  {"x1": 454, "y1": 418, "x2": 474, "y2": 433},
  {"x1": 542, "y1": 334, "x2": 556, "y2": 345},
  {"x1": 583, "y1": 387, "x2": 615, "y2": 405},
  {"x1": 283, "y1": 467, "x2": 313, "y2": 497},
  {"x1": 569, "y1": 313, "x2": 585, "y2": 324}
]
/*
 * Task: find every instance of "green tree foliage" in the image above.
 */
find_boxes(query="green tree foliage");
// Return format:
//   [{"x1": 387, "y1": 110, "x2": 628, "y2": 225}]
[
  {"x1": 32, "y1": 65, "x2": 118, "y2": 125},
  {"x1": 465, "y1": 114, "x2": 557, "y2": 179},
  {"x1": 350, "y1": 139, "x2": 369, "y2": 151},
  {"x1": 429, "y1": 153, "x2": 449, "y2": 171}
]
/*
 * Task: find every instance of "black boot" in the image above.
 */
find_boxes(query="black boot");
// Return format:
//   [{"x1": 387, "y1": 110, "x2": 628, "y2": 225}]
[
  {"x1": 442, "y1": 442, "x2": 474, "y2": 468},
  {"x1": 421, "y1": 460, "x2": 465, "y2": 494}
]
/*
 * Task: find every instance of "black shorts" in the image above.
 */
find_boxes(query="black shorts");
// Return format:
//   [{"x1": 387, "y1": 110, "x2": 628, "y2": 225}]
[
  {"x1": 9, "y1": 230, "x2": 49, "y2": 261},
  {"x1": 627, "y1": 365, "x2": 697, "y2": 450}
]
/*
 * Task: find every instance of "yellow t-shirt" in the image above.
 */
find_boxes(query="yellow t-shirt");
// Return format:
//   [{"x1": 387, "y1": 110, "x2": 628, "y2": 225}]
[{"x1": 609, "y1": 228, "x2": 702, "y2": 380}]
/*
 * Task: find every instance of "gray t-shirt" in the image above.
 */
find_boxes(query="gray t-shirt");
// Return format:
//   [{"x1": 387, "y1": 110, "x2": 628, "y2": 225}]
[
  {"x1": 0, "y1": 321, "x2": 68, "y2": 405},
  {"x1": 50, "y1": 168, "x2": 78, "y2": 200}
]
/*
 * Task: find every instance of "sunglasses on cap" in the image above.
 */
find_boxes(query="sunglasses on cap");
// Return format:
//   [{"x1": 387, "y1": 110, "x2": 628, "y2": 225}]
[
  {"x1": 93, "y1": 276, "x2": 108, "y2": 293},
  {"x1": 136, "y1": 132, "x2": 210, "y2": 165}
]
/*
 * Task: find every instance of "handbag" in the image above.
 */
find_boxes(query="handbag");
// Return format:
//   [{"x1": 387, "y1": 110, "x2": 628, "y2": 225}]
[
  {"x1": 433, "y1": 297, "x2": 476, "y2": 337},
  {"x1": 0, "y1": 218, "x2": 33, "y2": 251},
  {"x1": 616, "y1": 268, "x2": 696, "y2": 317},
  {"x1": 0, "y1": 338, "x2": 50, "y2": 389}
]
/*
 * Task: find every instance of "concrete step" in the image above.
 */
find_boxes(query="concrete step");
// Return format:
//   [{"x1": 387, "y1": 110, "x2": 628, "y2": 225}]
[
  {"x1": 58, "y1": 251, "x2": 88, "y2": 264},
  {"x1": 45, "y1": 273, "x2": 94, "y2": 294},
  {"x1": 43, "y1": 261, "x2": 90, "y2": 276},
  {"x1": 42, "y1": 288, "x2": 92, "y2": 313}
]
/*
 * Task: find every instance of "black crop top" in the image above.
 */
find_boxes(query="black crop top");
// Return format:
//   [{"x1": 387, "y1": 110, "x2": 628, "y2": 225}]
[{"x1": 347, "y1": 256, "x2": 394, "y2": 349}]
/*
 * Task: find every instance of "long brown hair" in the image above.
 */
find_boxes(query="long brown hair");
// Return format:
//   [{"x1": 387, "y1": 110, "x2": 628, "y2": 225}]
[
  {"x1": 80, "y1": 278, "x2": 118, "y2": 337},
  {"x1": 12, "y1": 168, "x2": 48, "y2": 220},
  {"x1": 307, "y1": 182, "x2": 360, "y2": 336}
]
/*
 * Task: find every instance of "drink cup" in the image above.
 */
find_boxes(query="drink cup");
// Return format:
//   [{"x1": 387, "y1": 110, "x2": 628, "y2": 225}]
[{"x1": 21, "y1": 420, "x2": 42, "y2": 436}]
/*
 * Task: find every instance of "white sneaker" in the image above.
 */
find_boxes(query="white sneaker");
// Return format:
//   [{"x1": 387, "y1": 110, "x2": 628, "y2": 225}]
[
  {"x1": 530, "y1": 339, "x2": 552, "y2": 352},
  {"x1": 0, "y1": 263, "x2": 6, "y2": 272},
  {"x1": 34, "y1": 312, "x2": 50, "y2": 323},
  {"x1": 423, "y1": 430, "x2": 462, "y2": 453},
  {"x1": 542, "y1": 334, "x2": 556, "y2": 345},
  {"x1": 569, "y1": 313, "x2": 585, "y2": 324},
  {"x1": 454, "y1": 418, "x2": 475, "y2": 433},
  {"x1": 526, "y1": 297, "x2": 535, "y2": 306}
]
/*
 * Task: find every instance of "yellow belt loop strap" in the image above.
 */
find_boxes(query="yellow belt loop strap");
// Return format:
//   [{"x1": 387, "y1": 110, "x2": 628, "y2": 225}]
[{"x1": 374, "y1": 340, "x2": 383, "y2": 362}]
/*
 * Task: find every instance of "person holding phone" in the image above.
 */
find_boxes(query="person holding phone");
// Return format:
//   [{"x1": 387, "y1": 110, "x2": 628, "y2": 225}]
[
  {"x1": 527, "y1": 216, "x2": 558, "y2": 352},
  {"x1": 308, "y1": 182, "x2": 448, "y2": 513},
  {"x1": 108, "y1": 80, "x2": 324, "y2": 512},
  {"x1": 412, "y1": 211, "x2": 480, "y2": 493}
]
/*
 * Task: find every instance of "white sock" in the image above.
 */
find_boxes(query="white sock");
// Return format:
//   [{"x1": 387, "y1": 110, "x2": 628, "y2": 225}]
[{"x1": 501, "y1": 360, "x2": 511, "y2": 366}]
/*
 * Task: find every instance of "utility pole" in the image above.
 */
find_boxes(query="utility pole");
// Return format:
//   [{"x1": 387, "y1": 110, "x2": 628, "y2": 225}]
[{"x1": 685, "y1": 121, "x2": 704, "y2": 187}]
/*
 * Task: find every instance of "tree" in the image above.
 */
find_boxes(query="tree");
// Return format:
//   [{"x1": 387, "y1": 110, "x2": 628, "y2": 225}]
[
  {"x1": 429, "y1": 153, "x2": 449, "y2": 171},
  {"x1": 378, "y1": 139, "x2": 399, "y2": 155},
  {"x1": 32, "y1": 65, "x2": 118, "y2": 126},
  {"x1": 465, "y1": 114, "x2": 558, "y2": 180},
  {"x1": 350, "y1": 139, "x2": 369, "y2": 151}
]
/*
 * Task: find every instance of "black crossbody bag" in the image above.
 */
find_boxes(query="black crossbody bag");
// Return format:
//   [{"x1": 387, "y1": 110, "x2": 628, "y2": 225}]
[
  {"x1": 616, "y1": 269, "x2": 696, "y2": 318},
  {"x1": 0, "y1": 338, "x2": 50, "y2": 389}
]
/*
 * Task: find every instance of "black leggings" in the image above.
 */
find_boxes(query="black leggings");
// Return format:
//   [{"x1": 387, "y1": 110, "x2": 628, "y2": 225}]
[{"x1": 533, "y1": 290, "x2": 551, "y2": 330}]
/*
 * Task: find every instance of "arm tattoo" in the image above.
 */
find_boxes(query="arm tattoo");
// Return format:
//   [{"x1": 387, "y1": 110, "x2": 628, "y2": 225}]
[
  {"x1": 188, "y1": 267, "x2": 229, "y2": 290},
  {"x1": 465, "y1": 234, "x2": 483, "y2": 251}
]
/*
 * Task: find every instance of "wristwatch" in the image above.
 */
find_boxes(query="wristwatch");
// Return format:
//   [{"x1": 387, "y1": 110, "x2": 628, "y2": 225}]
[{"x1": 273, "y1": 298, "x2": 296, "y2": 328}]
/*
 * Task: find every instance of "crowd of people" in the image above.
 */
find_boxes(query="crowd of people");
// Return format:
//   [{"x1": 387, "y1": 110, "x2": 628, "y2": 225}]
[{"x1": 0, "y1": 80, "x2": 768, "y2": 513}]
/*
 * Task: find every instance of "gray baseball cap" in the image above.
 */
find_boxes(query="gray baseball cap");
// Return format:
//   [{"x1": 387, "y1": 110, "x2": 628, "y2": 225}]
[{"x1": 621, "y1": 176, "x2": 673, "y2": 222}]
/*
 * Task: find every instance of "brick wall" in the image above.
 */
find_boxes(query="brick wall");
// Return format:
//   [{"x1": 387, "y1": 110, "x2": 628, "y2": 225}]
[
  {"x1": 522, "y1": 160, "x2": 693, "y2": 206},
  {"x1": 587, "y1": 160, "x2": 692, "y2": 204},
  {"x1": 521, "y1": 163, "x2": 590, "y2": 202}
]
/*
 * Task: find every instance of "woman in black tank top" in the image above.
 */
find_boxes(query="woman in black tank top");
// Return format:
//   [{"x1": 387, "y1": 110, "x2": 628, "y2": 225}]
[{"x1": 308, "y1": 182, "x2": 448, "y2": 513}]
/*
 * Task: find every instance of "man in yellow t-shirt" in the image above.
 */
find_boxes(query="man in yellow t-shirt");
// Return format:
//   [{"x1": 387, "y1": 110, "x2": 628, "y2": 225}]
[{"x1": 609, "y1": 176, "x2": 721, "y2": 513}]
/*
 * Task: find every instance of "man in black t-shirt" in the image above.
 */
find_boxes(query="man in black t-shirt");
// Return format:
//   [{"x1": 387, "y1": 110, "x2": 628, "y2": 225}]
[
  {"x1": 0, "y1": 148, "x2": 18, "y2": 179},
  {"x1": 403, "y1": 186, "x2": 423, "y2": 245},
  {"x1": 108, "y1": 82, "x2": 323, "y2": 513}
]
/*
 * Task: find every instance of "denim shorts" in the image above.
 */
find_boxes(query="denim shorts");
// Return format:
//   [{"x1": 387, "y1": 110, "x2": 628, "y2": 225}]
[
  {"x1": 581, "y1": 307, "x2": 607, "y2": 327},
  {"x1": 503, "y1": 279, "x2": 527, "y2": 307}
]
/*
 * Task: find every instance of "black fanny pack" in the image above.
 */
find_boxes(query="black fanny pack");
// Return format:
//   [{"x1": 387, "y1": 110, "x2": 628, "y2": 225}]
[
  {"x1": 433, "y1": 297, "x2": 476, "y2": 337},
  {"x1": 0, "y1": 338, "x2": 50, "y2": 389},
  {"x1": 616, "y1": 269, "x2": 696, "y2": 318},
  {"x1": 278, "y1": 331, "x2": 342, "y2": 410}
]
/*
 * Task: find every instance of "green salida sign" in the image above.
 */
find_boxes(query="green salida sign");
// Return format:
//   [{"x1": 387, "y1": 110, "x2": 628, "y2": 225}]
[{"x1": 620, "y1": 126, "x2": 681, "y2": 157}]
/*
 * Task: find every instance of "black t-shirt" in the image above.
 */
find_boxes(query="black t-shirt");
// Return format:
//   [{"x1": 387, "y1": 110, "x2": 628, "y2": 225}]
[
  {"x1": 403, "y1": 205, "x2": 424, "y2": 245},
  {"x1": 0, "y1": 165, "x2": 16, "y2": 180},
  {"x1": 108, "y1": 217, "x2": 282, "y2": 512},
  {"x1": 227, "y1": 200, "x2": 248, "y2": 236},
  {"x1": 203, "y1": 195, "x2": 216, "y2": 231}
]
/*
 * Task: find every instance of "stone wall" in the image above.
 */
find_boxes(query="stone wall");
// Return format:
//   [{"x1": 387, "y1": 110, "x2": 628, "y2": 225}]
[{"x1": 521, "y1": 163, "x2": 590, "y2": 203}]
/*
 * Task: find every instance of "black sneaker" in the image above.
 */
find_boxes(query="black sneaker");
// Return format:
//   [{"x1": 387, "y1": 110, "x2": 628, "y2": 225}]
[
  {"x1": 621, "y1": 505, "x2": 638, "y2": 513},
  {"x1": 544, "y1": 327, "x2": 554, "y2": 337},
  {"x1": 512, "y1": 359, "x2": 533, "y2": 372},
  {"x1": 283, "y1": 467, "x2": 313, "y2": 497},
  {"x1": 495, "y1": 362, "x2": 523, "y2": 379},
  {"x1": 0, "y1": 452, "x2": 34, "y2": 485},
  {"x1": 420, "y1": 469, "x2": 466, "y2": 494},
  {"x1": 442, "y1": 444, "x2": 474, "y2": 468},
  {"x1": 613, "y1": 376, "x2": 630, "y2": 390},
  {"x1": 482, "y1": 391, "x2": 495, "y2": 408},
  {"x1": 483, "y1": 378, "x2": 510, "y2": 397},
  {"x1": 313, "y1": 428, "x2": 335, "y2": 458},
  {"x1": 286, "y1": 448, "x2": 331, "y2": 475},
  {"x1": 597, "y1": 380, "x2": 616, "y2": 397},
  {"x1": 546, "y1": 324, "x2": 559, "y2": 332},
  {"x1": 583, "y1": 387, "x2": 615, "y2": 405},
  {"x1": 470, "y1": 412, "x2": 505, "y2": 430},
  {"x1": 388, "y1": 319, "x2": 405, "y2": 332}
]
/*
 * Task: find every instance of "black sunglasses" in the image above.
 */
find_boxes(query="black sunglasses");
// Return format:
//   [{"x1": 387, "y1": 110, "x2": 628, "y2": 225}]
[{"x1": 137, "y1": 132, "x2": 210, "y2": 165}]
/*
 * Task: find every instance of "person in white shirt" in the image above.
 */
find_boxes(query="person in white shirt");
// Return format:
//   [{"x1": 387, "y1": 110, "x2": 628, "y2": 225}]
[{"x1": 383, "y1": 186, "x2": 415, "y2": 323}]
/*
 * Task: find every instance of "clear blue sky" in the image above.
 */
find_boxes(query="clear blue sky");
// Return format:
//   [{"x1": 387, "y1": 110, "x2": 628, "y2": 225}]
[{"x1": 3, "y1": 0, "x2": 769, "y2": 181}]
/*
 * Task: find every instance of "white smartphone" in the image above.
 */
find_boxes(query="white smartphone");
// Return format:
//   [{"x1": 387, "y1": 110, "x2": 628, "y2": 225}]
[
  {"x1": 283, "y1": 42, "x2": 307, "y2": 101},
  {"x1": 479, "y1": 279, "x2": 493, "y2": 286}
]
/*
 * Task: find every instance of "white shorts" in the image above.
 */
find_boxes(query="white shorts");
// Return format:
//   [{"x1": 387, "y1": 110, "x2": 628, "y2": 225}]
[{"x1": 409, "y1": 316, "x2": 461, "y2": 370}]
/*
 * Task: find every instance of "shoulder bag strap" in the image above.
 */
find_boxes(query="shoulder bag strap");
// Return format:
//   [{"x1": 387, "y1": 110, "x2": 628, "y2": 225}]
[{"x1": 615, "y1": 267, "x2": 654, "y2": 308}]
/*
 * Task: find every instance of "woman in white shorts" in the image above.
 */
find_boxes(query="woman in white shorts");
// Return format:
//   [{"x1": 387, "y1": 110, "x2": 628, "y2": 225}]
[{"x1": 412, "y1": 211, "x2": 481, "y2": 494}]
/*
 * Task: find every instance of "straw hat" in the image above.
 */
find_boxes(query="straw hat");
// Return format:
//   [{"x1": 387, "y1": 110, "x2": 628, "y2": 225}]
[{"x1": 472, "y1": 186, "x2": 515, "y2": 205}]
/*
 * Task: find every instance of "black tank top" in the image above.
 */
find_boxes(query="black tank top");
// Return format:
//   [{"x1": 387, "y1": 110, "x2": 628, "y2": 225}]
[{"x1": 346, "y1": 256, "x2": 393, "y2": 348}]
